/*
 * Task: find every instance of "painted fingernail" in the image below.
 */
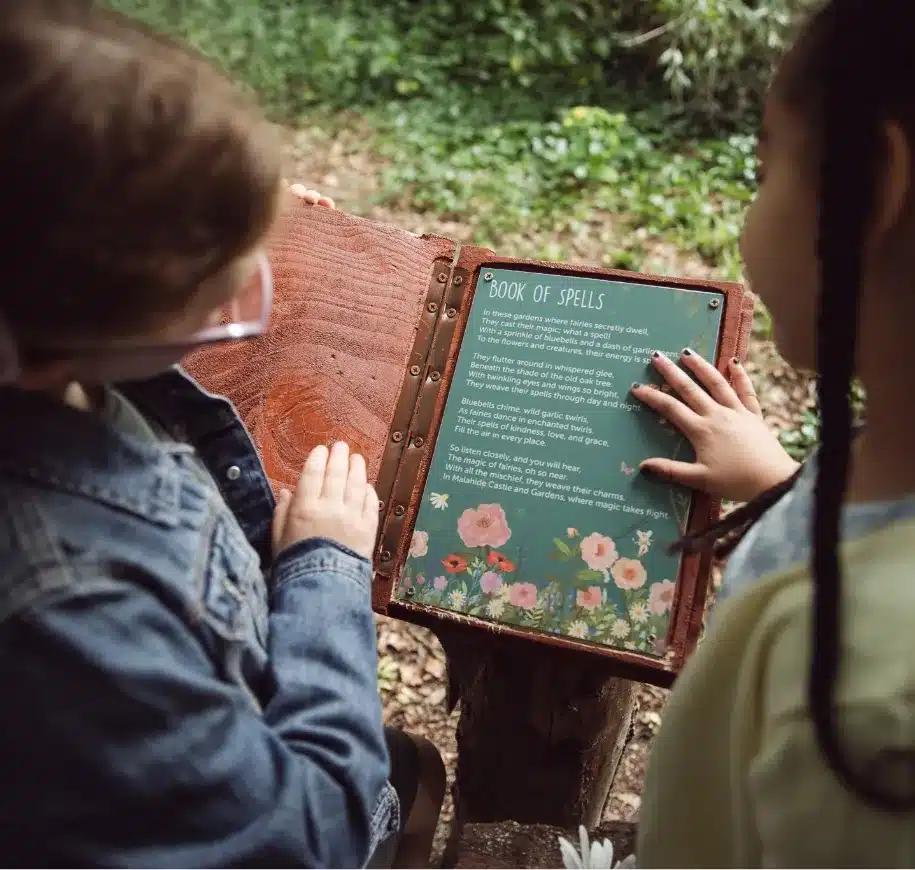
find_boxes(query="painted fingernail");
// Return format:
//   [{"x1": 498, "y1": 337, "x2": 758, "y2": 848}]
[
  {"x1": 682, "y1": 348, "x2": 692, "y2": 356},
  {"x1": 651, "y1": 350, "x2": 661, "y2": 359},
  {"x1": 631, "y1": 382, "x2": 642, "y2": 390},
  {"x1": 732, "y1": 356, "x2": 741, "y2": 366}
]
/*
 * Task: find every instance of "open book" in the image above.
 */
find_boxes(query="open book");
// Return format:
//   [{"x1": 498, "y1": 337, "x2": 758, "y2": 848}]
[{"x1": 185, "y1": 194, "x2": 754, "y2": 687}]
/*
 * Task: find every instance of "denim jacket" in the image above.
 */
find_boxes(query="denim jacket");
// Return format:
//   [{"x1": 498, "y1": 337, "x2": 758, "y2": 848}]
[{"x1": 0, "y1": 367, "x2": 396, "y2": 868}]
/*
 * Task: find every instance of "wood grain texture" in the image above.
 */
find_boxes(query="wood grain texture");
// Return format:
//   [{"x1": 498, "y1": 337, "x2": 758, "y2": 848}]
[{"x1": 184, "y1": 197, "x2": 455, "y2": 492}]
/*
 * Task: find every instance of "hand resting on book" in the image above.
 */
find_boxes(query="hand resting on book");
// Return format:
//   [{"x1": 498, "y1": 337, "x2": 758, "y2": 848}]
[
  {"x1": 273, "y1": 443, "x2": 380, "y2": 561},
  {"x1": 632, "y1": 349, "x2": 799, "y2": 502}
]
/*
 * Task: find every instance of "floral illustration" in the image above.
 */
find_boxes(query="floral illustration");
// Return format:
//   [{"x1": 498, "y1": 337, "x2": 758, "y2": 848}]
[
  {"x1": 409, "y1": 530, "x2": 429, "y2": 559},
  {"x1": 580, "y1": 533, "x2": 618, "y2": 572},
  {"x1": 611, "y1": 558, "x2": 647, "y2": 590},
  {"x1": 429, "y1": 492, "x2": 449, "y2": 510},
  {"x1": 399, "y1": 502, "x2": 676, "y2": 656},
  {"x1": 457, "y1": 504, "x2": 512, "y2": 548}
]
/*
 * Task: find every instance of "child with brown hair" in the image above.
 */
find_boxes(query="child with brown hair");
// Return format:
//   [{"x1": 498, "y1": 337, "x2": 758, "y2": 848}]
[
  {"x1": 0, "y1": 2, "x2": 442, "y2": 866},
  {"x1": 631, "y1": 0, "x2": 915, "y2": 864}
]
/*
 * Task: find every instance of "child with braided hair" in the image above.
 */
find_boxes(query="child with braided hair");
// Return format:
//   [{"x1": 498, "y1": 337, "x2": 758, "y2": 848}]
[{"x1": 632, "y1": 0, "x2": 915, "y2": 865}]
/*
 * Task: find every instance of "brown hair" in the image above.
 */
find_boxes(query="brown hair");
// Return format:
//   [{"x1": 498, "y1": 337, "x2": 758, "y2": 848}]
[
  {"x1": 678, "y1": 0, "x2": 915, "y2": 811},
  {"x1": 0, "y1": 1, "x2": 282, "y2": 349}
]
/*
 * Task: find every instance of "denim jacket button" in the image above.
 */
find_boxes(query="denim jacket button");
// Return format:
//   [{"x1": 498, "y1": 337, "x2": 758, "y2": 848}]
[{"x1": 226, "y1": 465, "x2": 241, "y2": 481}]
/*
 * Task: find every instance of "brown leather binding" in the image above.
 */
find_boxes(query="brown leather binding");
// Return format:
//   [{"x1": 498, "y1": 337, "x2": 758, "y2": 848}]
[{"x1": 186, "y1": 204, "x2": 754, "y2": 686}]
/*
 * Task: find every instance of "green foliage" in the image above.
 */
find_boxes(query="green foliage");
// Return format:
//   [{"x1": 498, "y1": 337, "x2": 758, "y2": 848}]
[
  {"x1": 779, "y1": 382, "x2": 868, "y2": 461},
  {"x1": 377, "y1": 101, "x2": 756, "y2": 274}
]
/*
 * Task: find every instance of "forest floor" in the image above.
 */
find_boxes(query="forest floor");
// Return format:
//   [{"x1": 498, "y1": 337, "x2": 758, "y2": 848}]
[{"x1": 283, "y1": 123, "x2": 816, "y2": 858}]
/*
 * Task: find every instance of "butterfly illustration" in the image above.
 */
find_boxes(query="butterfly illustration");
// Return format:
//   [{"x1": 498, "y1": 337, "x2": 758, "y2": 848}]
[
  {"x1": 635, "y1": 529, "x2": 653, "y2": 557},
  {"x1": 621, "y1": 461, "x2": 635, "y2": 476},
  {"x1": 429, "y1": 492, "x2": 449, "y2": 510}
]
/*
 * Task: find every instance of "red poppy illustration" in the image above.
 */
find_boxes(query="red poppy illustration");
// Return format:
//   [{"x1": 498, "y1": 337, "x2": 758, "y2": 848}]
[
  {"x1": 442, "y1": 554, "x2": 468, "y2": 574},
  {"x1": 487, "y1": 551, "x2": 516, "y2": 572}
]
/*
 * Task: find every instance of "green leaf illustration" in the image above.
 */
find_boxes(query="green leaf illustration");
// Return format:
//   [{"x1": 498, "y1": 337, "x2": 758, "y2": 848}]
[
  {"x1": 553, "y1": 537, "x2": 573, "y2": 556},
  {"x1": 576, "y1": 568, "x2": 605, "y2": 583}
]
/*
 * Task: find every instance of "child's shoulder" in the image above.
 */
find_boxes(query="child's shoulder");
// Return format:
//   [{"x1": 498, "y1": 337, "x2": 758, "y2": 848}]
[{"x1": 752, "y1": 514, "x2": 915, "y2": 725}]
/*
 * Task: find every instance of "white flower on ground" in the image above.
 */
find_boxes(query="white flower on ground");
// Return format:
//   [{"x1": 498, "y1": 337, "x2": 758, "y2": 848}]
[{"x1": 558, "y1": 825, "x2": 636, "y2": 869}]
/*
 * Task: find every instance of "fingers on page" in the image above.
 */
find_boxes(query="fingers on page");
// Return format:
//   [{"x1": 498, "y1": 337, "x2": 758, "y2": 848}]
[
  {"x1": 679, "y1": 349, "x2": 743, "y2": 411},
  {"x1": 640, "y1": 458, "x2": 707, "y2": 490},
  {"x1": 322, "y1": 442, "x2": 350, "y2": 500},
  {"x1": 344, "y1": 453, "x2": 368, "y2": 507},
  {"x1": 649, "y1": 351, "x2": 713, "y2": 414},
  {"x1": 632, "y1": 382, "x2": 700, "y2": 435},
  {"x1": 729, "y1": 358, "x2": 763, "y2": 415},
  {"x1": 298, "y1": 445, "x2": 329, "y2": 501}
]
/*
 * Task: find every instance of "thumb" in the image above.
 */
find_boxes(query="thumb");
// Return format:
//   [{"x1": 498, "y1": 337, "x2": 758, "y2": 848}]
[
  {"x1": 273, "y1": 488, "x2": 292, "y2": 553},
  {"x1": 639, "y1": 458, "x2": 709, "y2": 492}
]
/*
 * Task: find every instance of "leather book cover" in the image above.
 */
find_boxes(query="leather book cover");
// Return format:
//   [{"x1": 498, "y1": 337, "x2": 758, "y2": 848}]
[{"x1": 184, "y1": 196, "x2": 754, "y2": 687}]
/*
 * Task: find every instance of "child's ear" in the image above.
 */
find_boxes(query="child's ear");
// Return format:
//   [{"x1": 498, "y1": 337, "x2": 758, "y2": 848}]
[{"x1": 871, "y1": 120, "x2": 911, "y2": 242}]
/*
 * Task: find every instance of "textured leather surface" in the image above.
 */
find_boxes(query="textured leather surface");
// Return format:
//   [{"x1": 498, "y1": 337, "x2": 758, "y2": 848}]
[{"x1": 184, "y1": 195, "x2": 455, "y2": 494}]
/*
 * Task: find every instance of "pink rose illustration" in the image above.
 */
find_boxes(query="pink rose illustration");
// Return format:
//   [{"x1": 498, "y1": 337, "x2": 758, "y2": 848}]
[
  {"x1": 433, "y1": 576, "x2": 447, "y2": 591},
  {"x1": 480, "y1": 571, "x2": 502, "y2": 595},
  {"x1": 457, "y1": 504, "x2": 512, "y2": 549},
  {"x1": 611, "y1": 557, "x2": 647, "y2": 590},
  {"x1": 409, "y1": 530, "x2": 429, "y2": 559},
  {"x1": 417, "y1": 574, "x2": 426, "y2": 585},
  {"x1": 400, "y1": 575, "x2": 413, "y2": 592},
  {"x1": 508, "y1": 582, "x2": 538, "y2": 610},
  {"x1": 648, "y1": 580, "x2": 676, "y2": 615},
  {"x1": 576, "y1": 586, "x2": 602, "y2": 610},
  {"x1": 580, "y1": 533, "x2": 618, "y2": 571}
]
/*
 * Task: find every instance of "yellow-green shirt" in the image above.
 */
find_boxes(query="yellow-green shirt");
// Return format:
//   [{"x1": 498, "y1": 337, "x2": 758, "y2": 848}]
[{"x1": 638, "y1": 516, "x2": 915, "y2": 867}]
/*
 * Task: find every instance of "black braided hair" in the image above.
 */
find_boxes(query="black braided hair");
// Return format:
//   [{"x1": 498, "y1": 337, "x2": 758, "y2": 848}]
[{"x1": 678, "y1": 0, "x2": 915, "y2": 811}]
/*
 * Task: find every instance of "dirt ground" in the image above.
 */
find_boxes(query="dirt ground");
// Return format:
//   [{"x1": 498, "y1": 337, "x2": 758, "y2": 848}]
[{"x1": 283, "y1": 123, "x2": 815, "y2": 857}]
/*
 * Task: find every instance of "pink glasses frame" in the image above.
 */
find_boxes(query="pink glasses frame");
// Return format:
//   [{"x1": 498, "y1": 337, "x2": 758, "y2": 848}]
[{"x1": 0, "y1": 251, "x2": 274, "y2": 385}]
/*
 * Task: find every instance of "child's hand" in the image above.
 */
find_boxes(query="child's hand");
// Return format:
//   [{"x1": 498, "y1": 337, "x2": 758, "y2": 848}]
[
  {"x1": 632, "y1": 350, "x2": 800, "y2": 502},
  {"x1": 287, "y1": 182, "x2": 335, "y2": 209},
  {"x1": 273, "y1": 442, "x2": 379, "y2": 561}
]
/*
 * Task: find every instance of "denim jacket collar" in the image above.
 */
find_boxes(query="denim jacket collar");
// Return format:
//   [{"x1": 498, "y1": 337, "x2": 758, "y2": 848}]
[{"x1": 0, "y1": 367, "x2": 229, "y2": 529}]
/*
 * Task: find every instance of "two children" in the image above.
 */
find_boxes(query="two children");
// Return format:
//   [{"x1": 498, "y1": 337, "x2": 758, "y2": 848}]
[
  {"x1": 633, "y1": 0, "x2": 915, "y2": 864},
  {"x1": 0, "y1": 2, "x2": 442, "y2": 866}
]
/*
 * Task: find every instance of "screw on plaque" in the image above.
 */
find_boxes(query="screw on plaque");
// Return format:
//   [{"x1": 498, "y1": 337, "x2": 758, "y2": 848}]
[
  {"x1": 406, "y1": 586, "x2": 416, "y2": 597},
  {"x1": 380, "y1": 550, "x2": 392, "y2": 562},
  {"x1": 378, "y1": 500, "x2": 385, "y2": 511},
  {"x1": 484, "y1": 272, "x2": 494, "y2": 281},
  {"x1": 393, "y1": 504, "x2": 406, "y2": 517},
  {"x1": 437, "y1": 272, "x2": 447, "y2": 283},
  {"x1": 413, "y1": 436, "x2": 425, "y2": 448},
  {"x1": 709, "y1": 298, "x2": 721, "y2": 309},
  {"x1": 453, "y1": 275, "x2": 464, "y2": 286},
  {"x1": 392, "y1": 431, "x2": 404, "y2": 443},
  {"x1": 430, "y1": 371, "x2": 441, "y2": 382},
  {"x1": 410, "y1": 365, "x2": 421, "y2": 376},
  {"x1": 446, "y1": 307, "x2": 457, "y2": 318},
  {"x1": 427, "y1": 302, "x2": 439, "y2": 313}
]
